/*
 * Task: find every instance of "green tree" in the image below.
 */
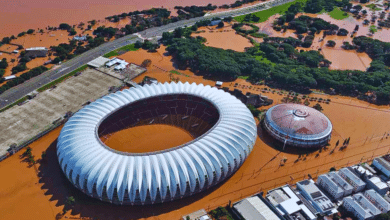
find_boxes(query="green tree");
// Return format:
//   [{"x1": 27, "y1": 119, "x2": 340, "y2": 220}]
[
  {"x1": 27, "y1": 29, "x2": 35, "y2": 34},
  {"x1": 313, "y1": 103, "x2": 323, "y2": 111},
  {"x1": 218, "y1": 21, "x2": 224, "y2": 28}
]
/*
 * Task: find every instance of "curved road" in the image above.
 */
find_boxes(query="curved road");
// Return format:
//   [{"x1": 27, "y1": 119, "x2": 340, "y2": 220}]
[{"x1": 0, "y1": 0, "x2": 293, "y2": 109}]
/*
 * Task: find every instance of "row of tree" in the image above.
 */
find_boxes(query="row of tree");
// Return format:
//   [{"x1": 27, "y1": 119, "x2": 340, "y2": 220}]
[{"x1": 0, "y1": 66, "x2": 48, "y2": 94}]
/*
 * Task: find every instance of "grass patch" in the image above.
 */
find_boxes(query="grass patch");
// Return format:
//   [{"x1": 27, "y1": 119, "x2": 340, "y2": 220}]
[
  {"x1": 103, "y1": 44, "x2": 138, "y2": 58},
  {"x1": 238, "y1": 76, "x2": 249, "y2": 79},
  {"x1": 255, "y1": 55, "x2": 275, "y2": 66},
  {"x1": 370, "y1": 25, "x2": 378, "y2": 33},
  {"x1": 37, "y1": 65, "x2": 88, "y2": 92},
  {"x1": 328, "y1": 7, "x2": 349, "y2": 20},
  {"x1": 234, "y1": 0, "x2": 308, "y2": 23},
  {"x1": 0, "y1": 96, "x2": 28, "y2": 113},
  {"x1": 366, "y1": 3, "x2": 382, "y2": 11},
  {"x1": 169, "y1": 70, "x2": 190, "y2": 77}
]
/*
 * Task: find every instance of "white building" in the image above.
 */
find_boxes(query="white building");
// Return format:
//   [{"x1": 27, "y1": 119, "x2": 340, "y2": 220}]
[
  {"x1": 343, "y1": 193, "x2": 381, "y2": 220},
  {"x1": 233, "y1": 195, "x2": 282, "y2": 220},
  {"x1": 338, "y1": 168, "x2": 366, "y2": 193},
  {"x1": 296, "y1": 180, "x2": 337, "y2": 215},
  {"x1": 317, "y1": 172, "x2": 353, "y2": 200},
  {"x1": 317, "y1": 174, "x2": 344, "y2": 200},
  {"x1": 373, "y1": 157, "x2": 390, "y2": 178},
  {"x1": 105, "y1": 57, "x2": 129, "y2": 71},
  {"x1": 364, "y1": 189, "x2": 390, "y2": 213},
  {"x1": 266, "y1": 185, "x2": 317, "y2": 220},
  {"x1": 366, "y1": 177, "x2": 389, "y2": 195}
]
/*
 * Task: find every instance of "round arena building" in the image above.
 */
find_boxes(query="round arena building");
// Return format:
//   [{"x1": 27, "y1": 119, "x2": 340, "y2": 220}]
[
  {"x1": 57, "y1": 82, "x2": 257, "y2": 205},
  {"x1": 263, "y1": 103, "x2": 332, "y2": 148}
]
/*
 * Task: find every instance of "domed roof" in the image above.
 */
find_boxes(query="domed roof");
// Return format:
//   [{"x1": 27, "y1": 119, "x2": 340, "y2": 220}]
[
  {"x1": 265, "y1": 104, "x2": 332, "y2": 141},
  {"x1": 57, "y1": 82, "x2": 257, "y2": 205}
]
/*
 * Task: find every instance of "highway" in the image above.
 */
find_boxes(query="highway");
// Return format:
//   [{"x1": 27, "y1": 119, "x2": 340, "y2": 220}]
[{"x1": 0, "y1": 0, "x2": 293, "y2": 109}]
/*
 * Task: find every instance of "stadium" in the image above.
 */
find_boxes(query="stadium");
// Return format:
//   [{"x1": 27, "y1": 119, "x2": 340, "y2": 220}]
[
  {"x1": 263, "y1": 103, "x2": 332, "y2": 148},
  {"x1": 57, "y1": 82, "x2": 257, "y2": 205}
]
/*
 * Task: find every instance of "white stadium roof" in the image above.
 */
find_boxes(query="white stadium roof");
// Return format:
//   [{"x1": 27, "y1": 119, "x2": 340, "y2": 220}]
[{"x1": 57, "y1": 82, "x2": 257, "y2": 205}]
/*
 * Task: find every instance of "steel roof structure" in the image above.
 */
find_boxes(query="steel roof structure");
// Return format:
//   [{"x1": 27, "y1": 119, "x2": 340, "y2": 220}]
[
  {"x1": 264, "y1": 104, "x2": 332, "y2": 148},
  {"x1": 57, "y1": 82, "x2": 257, "y2": 205}
]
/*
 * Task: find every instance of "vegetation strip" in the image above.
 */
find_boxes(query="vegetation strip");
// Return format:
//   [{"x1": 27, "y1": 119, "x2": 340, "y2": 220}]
[{"x1": 103, "y1": 44, "x2": 139, "y2": 58}]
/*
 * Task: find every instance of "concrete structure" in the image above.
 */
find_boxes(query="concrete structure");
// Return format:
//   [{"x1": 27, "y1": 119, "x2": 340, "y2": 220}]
[
  {"x1": 233, "y1": 195, "x2": 282, "y2": 220},
  {"x1": 296, "y1": 179, "x2": 337, "y2": 215},
  {"x1": 106, "y1": 57, "x2": 129, "y2": 70},
  {"x1": 263, "y1": 104, "x2": 332, "y2": 148},
  {"x1": 364, "y1": 189, "x2": 390, "y2": 213},
  {"x1": 73, "y1": 35, "x2": 87, "y2": 41},
  {"x1": 373, "y1": 156, "x2": 390, "y2": 178},
  {"x1": 366, "y1": 177, "x2": 389, "y2": 196},
  {"x1": 338, "y1": 168, "x2": 366, "y2": 193},
  {"x1": 25, "y1": 47, "x2": 48, "y2": 57},
  {"x1": 317, "y1": 172, "x2": 353, "y2": 200},
  {"x1": 57, "y1": 82, "x2": 257, "y2": 205},
  {"x1": 87, "y1": 56, "x2": 110, "y2": 68},
  {"x1": 266, "y1": 185, "x2": 317, "y2": 220},
  {"x1": 343, "y1": 193, "x2": 381, "y2": 220}
]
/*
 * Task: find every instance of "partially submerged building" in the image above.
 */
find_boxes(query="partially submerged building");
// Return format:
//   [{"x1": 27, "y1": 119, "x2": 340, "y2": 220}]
[
  {"x1": 25, "y1": 47, "x2": 48, "y2": 57},
  {"x1": 372, "y1": 156, "x2": 390, "y2": 178}
]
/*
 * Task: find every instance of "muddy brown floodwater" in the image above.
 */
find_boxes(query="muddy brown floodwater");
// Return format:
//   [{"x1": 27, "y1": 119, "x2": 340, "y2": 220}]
[
  {"x1": 2, "y1": 44, "x2": 390, "y2": 220},
  {"x1": 0, "y1": 0, "x2": 239, "y2": 38},
  {"x1": 100, "y1": 124, "x2": 194, "y2": 153}
]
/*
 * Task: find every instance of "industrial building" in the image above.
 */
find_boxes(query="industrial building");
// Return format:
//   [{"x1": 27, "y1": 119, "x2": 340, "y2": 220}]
[
  {"x1": 25, "y1": 47, "x2": 48, "y2": 57},
  {"x1": 317, "y1": 172, "x2": 353, "y2": 200},
  {"x1": 57, "y1": 82, "x2": 257, "y2": 205},
  {"x1": 87, "y1": 56, "x2": 110, "y2": 68},
  {"x1": 233, "y1": 195, "x2": 284, "y2": 220},
  {"x1": 263, "y1": 104, "x2": 332, "y2": 148},
  {"x1": 338, "y1": 168, "x2": 366, "y2": 193},
  {"x1": 372, "y1": 156, "x2": 390, "y2": 178},
  {"x1": 296, "y1": 180, "x2": 337, "y2": 215},
  {"x1": 342, "y1": 193, "x2": 381, "y2": 220},
  {"x1": 364, "y1": 189, "x2": 390, "y2": 213},
  {"x1": 266, "y1": 185, "x2": 317, "y2": 220}
]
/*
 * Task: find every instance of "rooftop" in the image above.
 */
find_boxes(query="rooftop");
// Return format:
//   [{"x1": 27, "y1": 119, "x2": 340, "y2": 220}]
[
  {"x1": 339, "y1": 168, "x2": 366, "y2": 186},
  {"x1": 266, "y1": 185, "x2": 317, "y2": 219},
  {"x1": 265, "y1": 104, "x2": 332, "y2": 140},
  {"x1": 328, "y1": 172, "x2": 353, "y2": 192},
  {"x1": 297, "y1": 180, "x2": 335, "y2": 212},
  {"x1": 234, "y1": 196, "x2": 281, "y2": 220},
  {"x1": 365, "y1": 189, "x2": 390, "y2": 209},
  {"x1": 26, "y1": 47, "x2": 48, "y2": 51},
  {"x1": 318, "y1": 174, "x2": 344, "y2": 195}
]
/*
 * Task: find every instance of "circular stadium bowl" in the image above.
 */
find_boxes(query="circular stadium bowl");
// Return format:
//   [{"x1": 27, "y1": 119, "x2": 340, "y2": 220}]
[
  {"x1": 263, "y1": 103, "x2": 332, "y2": 148},
  {"x1": 57, "y1": 82, "x2": 257, "y2": 205}
]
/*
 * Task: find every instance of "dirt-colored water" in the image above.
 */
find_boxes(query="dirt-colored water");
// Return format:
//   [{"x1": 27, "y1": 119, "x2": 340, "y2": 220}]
[
  {"x1": 101, "y1": 124, "x2": 194, "y2": 153},
  {"x1": 192, "y1": 24, "x2": 253, "y2": 52},
  {"x1": 1, "y1": 87, "x2": 390, "y2": 220},
  {"x1": 0, "y1": 0, "x2": 239, "y2": 38}
]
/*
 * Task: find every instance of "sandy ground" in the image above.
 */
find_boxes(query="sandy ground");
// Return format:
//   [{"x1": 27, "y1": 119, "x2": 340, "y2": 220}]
[
  {"x1": 192, "y1": 24, "x2": 253, "y2": 52},
  {"x1": 101, "y1": 124, "x2": 194, "y2": 153},
  {"x1": 0, "y1": 68, "x2": 122, "y2": 156}
]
